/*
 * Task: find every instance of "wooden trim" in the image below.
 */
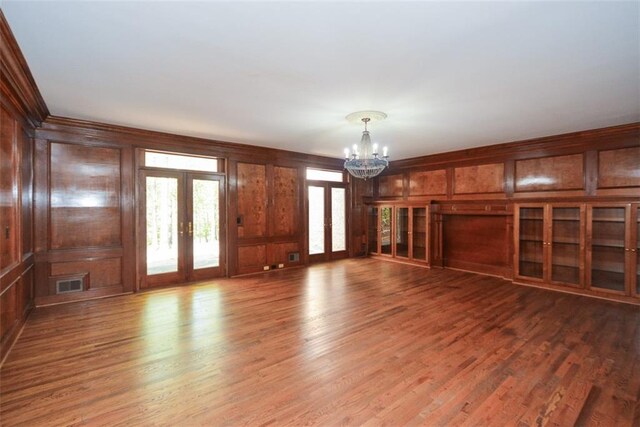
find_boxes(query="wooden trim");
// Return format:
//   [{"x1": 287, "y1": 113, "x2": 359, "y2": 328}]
[
  {"x1": 39, "y1": 116, "x2": 344, "y2": 169},
  {"x1": 0, "y1": 11, "x2": 49, "y2": 127},
  {"x1": 390, "y1": 123, "x2": 639, "y2": 170}
]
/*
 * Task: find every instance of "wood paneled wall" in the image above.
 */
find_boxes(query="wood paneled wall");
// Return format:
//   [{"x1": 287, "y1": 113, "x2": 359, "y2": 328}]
[
  {"x1": 370, "y1": 124, "x2": 640, "y2": 279},
  {"x1": 31, "y1": 117, "x2": 345, "y2": 301},
  {"x1": 0, "y1": 11, "x2": 48, "y2": 360}
]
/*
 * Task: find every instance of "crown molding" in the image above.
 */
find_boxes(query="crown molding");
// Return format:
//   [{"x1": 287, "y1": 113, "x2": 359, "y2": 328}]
[
  {"x1": 39, "y1": 115, "x2": 344, "y2": 168},
  {"x1": 0, "y1": 9, "x2": 49, "y2": 127},
  {"x1": 389, "y1": 122, "x2": 640, "y2": 171}
]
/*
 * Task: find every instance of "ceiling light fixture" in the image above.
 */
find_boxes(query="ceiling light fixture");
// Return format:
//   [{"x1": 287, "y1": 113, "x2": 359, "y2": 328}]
[{"x1": 343, "y1": 111, "x2": 389, "y2": 180}]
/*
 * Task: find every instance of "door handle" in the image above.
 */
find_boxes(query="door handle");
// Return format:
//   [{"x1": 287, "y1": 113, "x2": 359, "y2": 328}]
[
  {"x1": 188, "y1": 222, "x2": 193, "y2": 236},
  {"x1": 179, "y1": 222, "x2": 184, "y2": 236}
]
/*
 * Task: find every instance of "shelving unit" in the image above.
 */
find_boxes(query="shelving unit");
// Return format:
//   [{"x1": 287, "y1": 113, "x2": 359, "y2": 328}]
[
  {"x1": 587, "y1": 205, "x2": 627, "y2": 293},
  {"x1": 515, "y1": 204, "x2": 584, "y2": 288},
  {"x1": 366, "y1": 204, "x2": 430, "y2": 265}
]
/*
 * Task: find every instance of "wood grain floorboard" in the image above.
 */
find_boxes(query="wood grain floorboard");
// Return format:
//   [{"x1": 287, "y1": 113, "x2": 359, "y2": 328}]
[{"x1": 1, "y1": 259, "x2": 639, "y2": 426}]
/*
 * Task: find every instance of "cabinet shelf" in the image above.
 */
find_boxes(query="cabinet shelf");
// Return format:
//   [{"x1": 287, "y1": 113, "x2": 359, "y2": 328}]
[{"x1": 591, "y1": 240, "x2": 625, "y2": 248}]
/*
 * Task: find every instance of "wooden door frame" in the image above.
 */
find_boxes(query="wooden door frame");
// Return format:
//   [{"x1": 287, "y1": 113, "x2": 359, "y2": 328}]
[{"x1": 306, "y1": 181, "x2": 349, "y2": 263}]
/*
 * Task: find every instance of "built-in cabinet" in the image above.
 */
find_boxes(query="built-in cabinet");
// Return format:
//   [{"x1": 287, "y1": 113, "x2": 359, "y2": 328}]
[
  {"x1": 515, "y1": 203, "x2": 640, "y2": 300},
  {"x1": 367, "y1": 205, "x2": 430, "y2": 265}
]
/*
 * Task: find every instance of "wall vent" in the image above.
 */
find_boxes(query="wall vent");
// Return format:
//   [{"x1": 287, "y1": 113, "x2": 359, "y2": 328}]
[
  {"x1": 288, "y1": 252, "x2": 300, "y2": 262},
  {"x1": 56, "y1": 278, "x2": 83, "y2": 294}
]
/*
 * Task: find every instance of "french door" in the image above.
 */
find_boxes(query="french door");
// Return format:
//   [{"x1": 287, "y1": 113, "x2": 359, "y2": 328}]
[
  {"x1": 307, "y1": 182, "x2": 348, "y2": 262},
  {"x1": 140, "y1": 170, "x2": 225, "y2": 288}
]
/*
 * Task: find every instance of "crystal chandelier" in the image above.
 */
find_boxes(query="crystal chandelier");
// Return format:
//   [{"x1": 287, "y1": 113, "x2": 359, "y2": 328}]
[{"x1": 343, "y1": 111, "x2": 389, "y2": 180}]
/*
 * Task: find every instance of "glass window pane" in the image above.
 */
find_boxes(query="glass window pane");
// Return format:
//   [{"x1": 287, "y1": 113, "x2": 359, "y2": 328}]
[
  {"x1": 518, "y1": 207, "x2": 544, "y2": 279},
  {"x1": 368, "y1": 207, "x2": 378, "y2": 254},
  {"x1": 306, "y1": 168, "x2": 343, "y2": 182},
  {"x1": 145, "y1": 151, "x2": 217, "y2": 172},
  {"x1": 146, "y1": 177, "x2": 179, "y2": 275},
  {"x1": 331, "y1": 188, "x2": 346, "y2": 252},
  {"x1": 396, "y1": 208, "x2": 409, "y2": 258},
  {"x1": 381, "y1": 207, "x2": 392, "y2": 255},
  {"x1": 193, "y1": 180, "x2": 219, "y2": 270},
  {"x1": 412, "y1": 208, "x2": 427, "y2": 261},
  {"x1": 308, "y1": 186, "x2": 325, "y2": 255}
]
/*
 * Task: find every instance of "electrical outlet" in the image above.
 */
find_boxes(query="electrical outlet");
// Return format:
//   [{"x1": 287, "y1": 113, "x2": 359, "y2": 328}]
[
  {"x1": 278, "y1": 263, "x2": 284, "y2": 268},
  {"x1": 263, "y1": 266, "x2": 270, "y2": 271}
]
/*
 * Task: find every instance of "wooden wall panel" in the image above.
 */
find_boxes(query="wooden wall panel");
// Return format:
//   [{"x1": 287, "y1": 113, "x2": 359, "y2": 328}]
[
  {"x1": 269, "y1": 242, "x2": 300, "y2": 266},
  {"x1": 272, "y1": 166, "x2": 298, "y2": 236},
  {"x1": 0, "y1": 105, "x2": 19, "y2": 271},
  {"x1": 378, "y1": 174, "x2": 404, "y2": 198},
  {"x1": 443, "y1": 215, "x2": 510, "y2": 277},
  {"x1": 50, "y1": 258, "x2": 122, "y2": 289},
  {"x1": 237, "y1": 245, "x2": 267, "y2": 274},
  {"x1": 515, "y1": 154, "x2": 583, "y2": 192},
  {"x1": 409, "y1": 169, "x2": 447, "y2": 196},
  {"x1": 0, "y1": 284, "x2": 17, "y2": 344},
  {"x1": 49, "y1": 143, "x2": 121, "y2": 249},
  {"x1": 598, "y1": 147, "x2": 640, "y2": 188},
  {"x1": 20, "y1": 126, "x2": 33, "y2": 256},
  {"x1": 237, "y1": 163, "x2": 267, "y2": 238},
  {"x1": 454, "y1": 163, "x2": 504, "y2": 194}
]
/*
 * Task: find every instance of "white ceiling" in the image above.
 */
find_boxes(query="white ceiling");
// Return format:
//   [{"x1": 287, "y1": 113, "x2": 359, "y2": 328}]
[{"x1": 3, "y1": 1, "x2": 639, "y2": 160}]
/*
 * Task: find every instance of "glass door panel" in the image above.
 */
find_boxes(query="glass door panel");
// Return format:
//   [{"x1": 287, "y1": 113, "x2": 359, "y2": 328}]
[
  {"x1": 146, "y1": 176, "x2": 179, "y2": 275},
  {"x1": 368, "y1": 206, "x2": 378, "y2": 254},
  {"x1": 192, "y1": 179, "x2": 220, "y2": 270},
  {"x1": 412, "y1": 207, "x2": 427, "y2": 261},
  {"x1": 380, "y1": 207, "x2": 392, "y2": 255},
  {"x1": 331, "y1": 188, "x2": 346, "y2": 252},
  {"x1": 550, "y1": 207, "x2": 581, "y2": 285},
  {"x1": 590, "y1": 207, "x2": 626, "y2": 292},
  {"x1": 396, "y1": 207, "x2": 409, "y2": 258},
  {"x1": 308, "y1": 186, "x2": 325, "y2": 255},
  {"x1": 518, "y1": 207, "x2": 544, "y2": 279}
]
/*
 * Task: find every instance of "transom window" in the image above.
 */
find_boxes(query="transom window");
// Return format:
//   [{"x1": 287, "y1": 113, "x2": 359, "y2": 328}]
[
  {"x1": 145, "y1": 151, "x2": 218, "y2": 173},
  {"x1": 306, "y1": 167, "x2": 343, "y2": 182}
]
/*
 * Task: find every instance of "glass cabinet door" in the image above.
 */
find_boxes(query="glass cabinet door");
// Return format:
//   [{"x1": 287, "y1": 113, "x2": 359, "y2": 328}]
[
  {"x1": 380, "y1": 207, "x2": 392, "y2": 255},
  {"x1": 367, "y1": 206, "x2": 379, "y2": 254},
  {"x1": 550, "y1": 207, "x2": 582, "y2": 286},
  {"x1": 589, "y1": 206, "x2": 626, "y2": 292},
  {"x1": 518, "y1": 206, "x2": 544, "y2": 279},
  {"x1": 395, "y1": 207, "x2": 409, "y2": 258},
  {"x1": 411, "y1": 207, "x2": 428, "y2": 262}
]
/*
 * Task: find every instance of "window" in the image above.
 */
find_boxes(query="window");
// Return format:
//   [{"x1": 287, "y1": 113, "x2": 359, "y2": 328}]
[
  {"x1": 306, "y1": 168, "x2": 343, "y2": 182},
  {"x1": 145, "y1": 151, "x2": 218, "y2": 172}
]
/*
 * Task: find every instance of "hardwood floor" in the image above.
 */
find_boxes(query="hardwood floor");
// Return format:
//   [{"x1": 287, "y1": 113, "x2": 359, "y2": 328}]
[{"x1": 1, "y1": 259, "x2": 639, "y2": 426}]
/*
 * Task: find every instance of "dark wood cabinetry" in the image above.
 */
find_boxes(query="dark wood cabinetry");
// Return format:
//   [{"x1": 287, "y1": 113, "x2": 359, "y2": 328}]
[
  {"x1": 514, "y1": 203, "x2": 640, "y2": 301},
  {"x1": 586, "y1": 203, "x2": 639, "y2": 297},
  {"x1": 515, "y1": 204, "x2": 585, "y2": 288},
  {"x1": 367, "y1": 205, "x2": 429, "y2": 265}
]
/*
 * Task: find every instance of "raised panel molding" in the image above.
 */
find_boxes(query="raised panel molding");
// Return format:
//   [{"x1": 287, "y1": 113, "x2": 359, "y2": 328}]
[
  {"x1": 409, "y1": 169, "x2": 447, "y2": 196},
  {"x1": 454, "y1": 163, "x2": 504, "y2": 195},
  {"x1": 378, "y1": 174, "x2": 404, "y2": 198},
  {"x1": 515, "y1": 154, "x2": 584, "y2": 192},
  {"x1": 49, "y1": 142, "x2": 122, "y2": 249},
  {"x1": 272, "y1": 166, "x2": 298, "y2": 236},
  {"x1": 598, "y1": 146, "x2": 640, "y2": 189},
  {"x1": 237, "y1": 163, "x2": 267, "y2": 238}
]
